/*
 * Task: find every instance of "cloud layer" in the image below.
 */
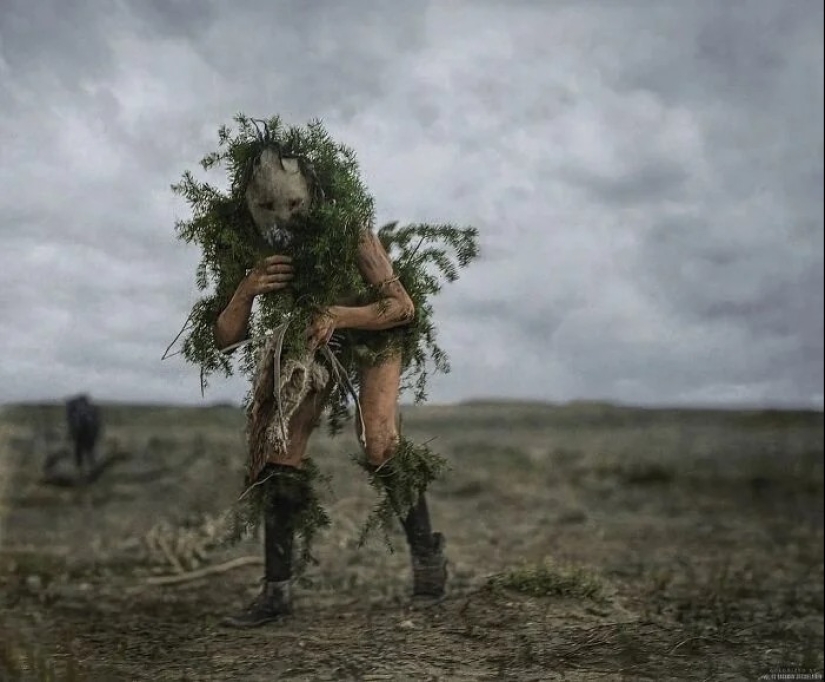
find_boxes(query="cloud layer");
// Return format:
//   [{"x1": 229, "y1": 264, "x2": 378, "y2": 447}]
[{"x1": 1, "y1": 0, "x2": 822, "y2": 408}]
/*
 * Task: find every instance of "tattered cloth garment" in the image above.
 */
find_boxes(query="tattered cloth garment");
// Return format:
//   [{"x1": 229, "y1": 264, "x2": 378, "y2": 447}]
[{"x1": 244, "y1": 319, "x2": 366, "y2": 486}]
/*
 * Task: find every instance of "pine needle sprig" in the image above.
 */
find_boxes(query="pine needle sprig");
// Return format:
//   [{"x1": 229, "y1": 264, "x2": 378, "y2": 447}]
[{"x1": 353, "y1": 436, "x2": 450, "y2": 551}]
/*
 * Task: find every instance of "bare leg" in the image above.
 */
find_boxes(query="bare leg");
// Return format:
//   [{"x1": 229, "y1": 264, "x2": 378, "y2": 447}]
[
  {"x1": 359, "y1": 355, "x2": 447, "y2": 599},
  {"x1": 358, "y1": 354, "x2": 403, "y2": 466}
]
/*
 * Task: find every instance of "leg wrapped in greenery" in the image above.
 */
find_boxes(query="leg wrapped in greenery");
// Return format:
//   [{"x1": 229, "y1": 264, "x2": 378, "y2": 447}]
[
  {"x1": 356, "y1": 436, "x2": 450, "y2": 599},
  {"x1": 227, "y1": 460, "x2": 331, "y2": 578},
  {"x1": 222, "y1": 461, "x2": 332, "y2": 628}
]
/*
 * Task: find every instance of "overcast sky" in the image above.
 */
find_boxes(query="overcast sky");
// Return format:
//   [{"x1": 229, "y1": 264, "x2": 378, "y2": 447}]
[{"x1": 0, "y1": 0, "x2": 822, "y2": 409}]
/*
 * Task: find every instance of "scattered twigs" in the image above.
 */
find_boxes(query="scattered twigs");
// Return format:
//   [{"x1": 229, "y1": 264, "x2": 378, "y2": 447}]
[
  {"x1": 144, "y1": 556, "x2": 263, "y2": 586},
  {"x1": 154, "y1": 534, "x2": 186, "y2": 575},
  {"x1": 161, "y1": 311, "x2": 194, "y2": 361}
]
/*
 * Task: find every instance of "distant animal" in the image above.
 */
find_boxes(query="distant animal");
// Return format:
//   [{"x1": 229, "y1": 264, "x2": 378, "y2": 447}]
[{"x1": 65, "y1": 394, "x2": 101, "y2": 479}]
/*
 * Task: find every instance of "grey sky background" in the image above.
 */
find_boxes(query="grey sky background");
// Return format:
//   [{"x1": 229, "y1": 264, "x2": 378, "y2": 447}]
[{"x1": 0, "y1": 0, "x2": 822, "y2": 409}]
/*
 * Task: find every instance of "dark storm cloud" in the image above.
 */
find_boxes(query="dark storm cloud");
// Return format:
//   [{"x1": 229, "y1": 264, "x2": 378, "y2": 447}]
[
  {"x1": 0, "y1": 0, "x2": 821, "y2": 408},
  {"x1": 562, "y1": 160, "x2": 690, "y2": 206}
]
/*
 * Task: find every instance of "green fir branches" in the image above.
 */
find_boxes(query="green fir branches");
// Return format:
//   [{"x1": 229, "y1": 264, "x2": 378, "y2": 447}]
[
  {"x1": 225, "y1": 459, "x2": 332, "y2": 578},
  {"x1": 354, "y1": 436, "x2": 450, "y2": 551},
  {"x1": 171, "y1": 113, "x2": 479, "y2": 420}
]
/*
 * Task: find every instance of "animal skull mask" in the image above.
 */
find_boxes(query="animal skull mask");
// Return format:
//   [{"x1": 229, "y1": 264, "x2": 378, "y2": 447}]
[{"x1": 245, "y1": 148, "x2": 312, "y2": 248}]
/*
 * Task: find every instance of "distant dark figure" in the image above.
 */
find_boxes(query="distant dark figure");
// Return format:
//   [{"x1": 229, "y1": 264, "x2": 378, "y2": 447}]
[{"x1": 65, "y1": 394, "x2": 101, "y2": 480}]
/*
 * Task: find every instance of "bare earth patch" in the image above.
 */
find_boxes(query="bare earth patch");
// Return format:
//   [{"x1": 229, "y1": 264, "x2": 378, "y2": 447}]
[{"x1": 1, "y1": 402, "x2": 822, "y2": 681}]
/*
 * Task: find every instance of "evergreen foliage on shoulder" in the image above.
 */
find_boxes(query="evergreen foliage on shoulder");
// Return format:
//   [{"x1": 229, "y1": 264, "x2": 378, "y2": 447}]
[{"x1": 169, "y1": 113, "x2": 480, "y2": 420}]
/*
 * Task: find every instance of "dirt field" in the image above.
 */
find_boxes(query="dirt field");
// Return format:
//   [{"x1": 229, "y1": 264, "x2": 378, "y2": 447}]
[{"x1": 0, "y1": 401, "x2": 822, "y2": 681}]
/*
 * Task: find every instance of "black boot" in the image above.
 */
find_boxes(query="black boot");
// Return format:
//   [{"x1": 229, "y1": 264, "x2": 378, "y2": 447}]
[
  {"x1": 221, "y1": 579, "x2": 293, "y2": 629},
  {"x1": 221, "y1": 465, "x2": 307, "y2": 628},
  {"x1": 401, "y1": 493, "x2": 448, "y2": 600},
  {"x1": 365, "y1": 461, "x2": 448, "y2": 599}
]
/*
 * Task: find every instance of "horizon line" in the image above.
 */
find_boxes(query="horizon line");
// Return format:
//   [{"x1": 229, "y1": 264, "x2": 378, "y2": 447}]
[{"x1": 2, "y1": 397, "x2": 823, "y2": 414}]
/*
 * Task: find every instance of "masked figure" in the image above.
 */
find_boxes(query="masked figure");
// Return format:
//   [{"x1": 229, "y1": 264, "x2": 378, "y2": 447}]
[{"x1": 171, "y1": 117, "x2": 477, "y2": 628}]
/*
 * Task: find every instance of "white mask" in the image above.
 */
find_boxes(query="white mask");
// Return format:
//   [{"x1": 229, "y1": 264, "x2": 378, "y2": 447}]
[{"x1": 245, "y1": 149, "x2": 311, "y2": 247}]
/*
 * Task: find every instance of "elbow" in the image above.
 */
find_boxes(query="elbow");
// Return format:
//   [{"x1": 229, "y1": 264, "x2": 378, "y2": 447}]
[
  {"x1": 214, "y1": 319, "x2": 249, "y2": 353},
  {"x1": 213, "y1": 318, "x2": 231, "y2": 352},
  {"x1": 397, "y1": 296, "x2": 415, "y2": 325}
]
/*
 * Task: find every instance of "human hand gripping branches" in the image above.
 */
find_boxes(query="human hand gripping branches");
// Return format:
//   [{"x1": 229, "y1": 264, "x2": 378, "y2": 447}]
[
  {"x1": 305, "y1": 308, "x2": 338, "y2": 352},
  {"x1": 239, "y1": 255, "x2": 294, "y2": 300},
  {"x1": 237, "y1": 254, "x2": 341, "y2": 353}
]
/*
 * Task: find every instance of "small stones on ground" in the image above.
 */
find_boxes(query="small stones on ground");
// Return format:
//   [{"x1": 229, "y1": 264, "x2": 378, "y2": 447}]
[{"x1": 25, "y1": 574, "x2": 43, "y2": 592}]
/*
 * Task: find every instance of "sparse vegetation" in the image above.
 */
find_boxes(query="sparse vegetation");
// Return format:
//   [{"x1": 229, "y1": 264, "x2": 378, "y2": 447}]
[
  {"x1": 0, "y1": 401, "x2": 822, "y2": 680},
  {"x1": 486, "y1": 561, "x2": 605, "y2": 601}
]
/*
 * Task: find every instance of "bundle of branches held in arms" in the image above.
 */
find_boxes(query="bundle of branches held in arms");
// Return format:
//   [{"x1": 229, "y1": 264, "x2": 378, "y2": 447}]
[{"x1": 170, "y1": 113, "x2": 480, "y2": 431}]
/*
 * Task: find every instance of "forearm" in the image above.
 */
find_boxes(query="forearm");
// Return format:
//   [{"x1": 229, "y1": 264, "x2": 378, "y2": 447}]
[
  {"x1": 214, "y1": 289, "x2": 254, "y2": 350},
  {"x1": 330, "y1": 297, "x2": 414, "y2": 332}
]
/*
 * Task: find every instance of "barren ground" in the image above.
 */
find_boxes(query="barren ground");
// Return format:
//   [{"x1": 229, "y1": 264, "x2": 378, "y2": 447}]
[{"x1": 0, "y1": 401, "x2": 823, "y2": 681}]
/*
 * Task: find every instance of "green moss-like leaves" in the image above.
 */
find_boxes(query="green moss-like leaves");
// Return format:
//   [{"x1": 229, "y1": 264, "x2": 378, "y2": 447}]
[{"x1": 171, "y1": 113, "x2": 479, "y2": 425}]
